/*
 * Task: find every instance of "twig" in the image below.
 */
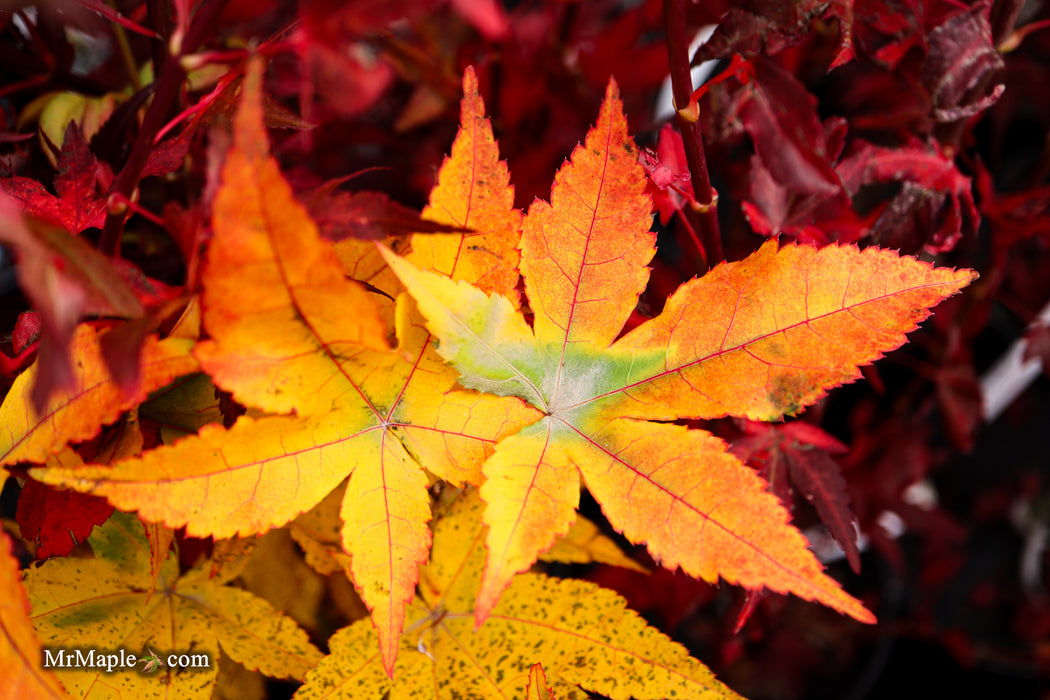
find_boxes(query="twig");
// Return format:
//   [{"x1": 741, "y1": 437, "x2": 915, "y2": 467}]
[
  {"x1": 663, "y1": 0, "x2": 722, "y2": 266},
  {"x1": 98, "y1": 0, "x2": 229, "y2": 257}
]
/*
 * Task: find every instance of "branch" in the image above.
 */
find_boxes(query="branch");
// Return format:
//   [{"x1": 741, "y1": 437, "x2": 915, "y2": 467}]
[{"x1": 663, "y1": 0, "x2": 722, "y2": 267}]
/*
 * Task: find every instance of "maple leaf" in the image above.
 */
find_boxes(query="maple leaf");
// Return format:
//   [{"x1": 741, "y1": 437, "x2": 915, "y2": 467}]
[
  {"x1": 737, "y1": 56, "x2": 843, "y2": 198},
  {"x1": 294, "y1": 490, "x2": 743, "y2": 700},
  {"x1": 16, "y1": 477, "x2": 114, "y2": 559},
  {"x1": 732, "y1": 420, "x2": 860, "y2": 573},
  {"x1": 837, "y1": 138, "x2": 978, "y2": 253},
  {"x1": 0, "y1": 122, "x2": 107, "y2": 234},
  {"x1": 526, "y1": 664, "x2": 558, "y2": 700},
  {"x1": 22, "y1": 511, "x2": 322, "y2": 699},
  {"x1": 0, "y1": 531, "x2": 69, "y2": 700},
  {"x1": 35, "y1": 62, "x2": 537, "y2": 674},
  {"x1": 382, "y1": 77, "x2": 977, "y2": 625},
  {"x1": 0, "y1": 196, "x2": 155, "y2": 411},
  {"x1": 0, "y1": 324, "x2": 197, "y2": 469},
  {"x1": 922, "y1": 1, "x2": 1004, "y2": 123},
  {"x1": 693, "y1": 0, "x2": 854, "y2": 68}
]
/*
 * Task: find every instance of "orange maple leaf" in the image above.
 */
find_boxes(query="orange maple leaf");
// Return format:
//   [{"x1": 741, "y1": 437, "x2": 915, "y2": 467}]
[
  {"x1": 0, "y1": 530, "x2": 68, "y2": 699},
  {"x1": 34, "y1": 61, "x2": 537, "y2": 674},
  {"x1": 0, "y1": 324, "x2": 197, "y2": 468},
  {"x1": 382, "y1": 77, "x2": 977, "y2": 625}
]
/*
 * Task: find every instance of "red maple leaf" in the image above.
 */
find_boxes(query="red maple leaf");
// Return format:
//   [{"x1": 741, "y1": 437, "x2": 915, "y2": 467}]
[{"x1": 0, "y1": 122, "x2": 107, "y2": 234}]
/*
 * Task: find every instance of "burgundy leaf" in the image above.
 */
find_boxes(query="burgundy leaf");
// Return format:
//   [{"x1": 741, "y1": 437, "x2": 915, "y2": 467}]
[
  {"x1": 975, "y1": 160, "x2": 1050, "y2": 248},
  {"x1": 734, "y1": 420, "x2": 860, "y2": 573},
  {"x1": 0, "y1": 194, "x2": 144, "y2": 411},
  {"x1": 784, "y1": 447, "x2": 861, "y2": 574},
  {"x1": 693, "y1": 0, "x2": 853, "y2": 66},
  {"x1": 742, "y1": 116, "x2": 859, "y2": 243},
  {"x1": 305, "y1": 189, "x2": 470, "y2": 241},
  {"x1": 923, "y1": 1, "x2": 1004, "y2": 123},
  {"x1": 935, "y1": 362, "x2": 983, "y2": 453},
  {"x1": 837, "y1": 139, "x2": 977, "y2": 253},
  {"x1": 737, "y1": 56, "x2": 843, "y2": 197},
  {"x1": 0, "y1": 122, "x2": 106, "y2": 234},
  {"x1": 16, "y1": 478, "x2": 114, "y2": 559},
  {"x1": 853, "y1": 0, "x2": 927, "y2": 68},
  {"x1": 141, "y1": 129, "x2": 195, "y2": 179}
]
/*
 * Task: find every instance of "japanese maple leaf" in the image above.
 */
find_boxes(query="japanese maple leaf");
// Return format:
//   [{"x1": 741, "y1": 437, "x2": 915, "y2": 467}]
[
  {"x1": 732, "y1": 420, "x2": 860, "y2": 573},
  {"x1": 693, "y1": 0, "x2": 854, "y2": 68},
  {"x1": 35, "y1": 63, "x2": 537, "y2": 674},
  {"x1": 0, "y1": 531, "x2": 69, "y2": 700},
  {"x1": 837, "y1": 138, "x2": 978, "y2": 253},
  {"x1": 0, "y1": 195, "x2": 155, "y2": 412},
  {"x1": 16, "y1": 477, "x2": 114, "y2": 559},
  {"x1": 382, "y1": 77, "x2": 976, "y2": 625},
  {"x1": 737, "y1": 56, "x2": 844, "y2": 198},
  {"x1": 0, "y1": 324, "x2": 197, "y2": 470},
  {"x1": 23, "y1": 512, "x2": 322, "y2": 699},
  {"x1": 294, "y1": 490, "x2": 742, "y2": 700},
  {"x1": 0, "y1": 122, "x2": 106, "y2": 234}
]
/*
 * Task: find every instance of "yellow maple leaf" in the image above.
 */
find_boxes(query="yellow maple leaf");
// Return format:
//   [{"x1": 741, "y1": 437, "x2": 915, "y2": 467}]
[
  {"x1": 542, "y1": 514, "x2": 646, "y2": 573},
  {"x1": 295, "y1": 490, "x2": 742, "y2": 700},
  {"x1": 33, "y1": 61, "x2": 538, "y2": 674},
  {"x1": 525, "y1": 663, "x2": 558, "y2": 700},
  {"x1": 0, "y1": 324, "x2": 197, "y2": 468},
  {"x1": 23, "y1": 512, "x2": 322, "y2": 699},
  {"x1": 381, "y1": 77, "x2": 976, "y2": 626}
]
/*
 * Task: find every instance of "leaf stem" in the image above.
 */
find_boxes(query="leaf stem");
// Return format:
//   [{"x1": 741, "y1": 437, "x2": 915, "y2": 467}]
[
  {"x1": 663, "y1": 0, "x2": 722, "y2": 267},
  {"x1": 107, "y1": 0, "x2": 142, "y2": 92},
  {"x1": 98, "y1": 0, "x2": 228, "y2": 257}
]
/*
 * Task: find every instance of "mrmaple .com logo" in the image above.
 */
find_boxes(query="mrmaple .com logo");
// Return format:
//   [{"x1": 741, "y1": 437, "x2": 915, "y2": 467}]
[{"x1": 42, "y1": 647, "x2": 210, "y2": 673}]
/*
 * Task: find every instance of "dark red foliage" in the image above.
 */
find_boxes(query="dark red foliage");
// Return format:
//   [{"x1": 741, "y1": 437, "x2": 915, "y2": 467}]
[
  {"x1": 0, "y1": 123, "x2": 107, "y2": 234},
  {"x1": 733, "y1": 420, "x2": 861, "y2": 574},
  {"x1": 16, "y1": 479, "x2": 114, "y2": 559},
  {"x1": 302, "y1": 187, "x2": 471, "y2": 241}
]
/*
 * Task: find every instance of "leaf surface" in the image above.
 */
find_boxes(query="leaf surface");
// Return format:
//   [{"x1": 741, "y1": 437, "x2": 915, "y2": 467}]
[
  {"x1": 732, "y1": 421, "x2": 860, "y2": 572},
  {"x1": 17, "y1": 476, "x2": 114, "y2": 559},
  {"x1": 0, "y1": 532, "x2": 69, "y2": 700},
  {"x1": 0, "y1": 122, "x2": 106, "y2": 234},
  {"x1": 34, "y1": 62, "x2": 538, "y2": 675},
  {"x1": 0, "y1": 197, "x2": 152, "y2": 410},
  {"x1": 526, "y1": 664, "x2": 558, "y2": 700},
  {"x1": 23, "y1": 512, "x2": 321, "y2": 699},
  {"x1": 408, "y1": 66, "x2": 523, "y2": 302},
  {"x1": 520, "y1": 78, "x2": 654, "y2": 351},
  {"x1": 542, "y1": 514, "x2": 645, "y2": 572},
  {"x1": 385, "y1": 77, "x2": 976, "y2": 625},
  {"x1": 0, "y1": 324, "x2": 196, "y2": 467},
  {"x1": 294, "y1": 490, "x2": 742, "y2": 700}
]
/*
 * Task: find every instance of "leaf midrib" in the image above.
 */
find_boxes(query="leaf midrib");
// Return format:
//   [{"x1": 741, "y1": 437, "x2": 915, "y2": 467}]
[{"x1": 555, "y1": 274, "x2": 966, "y2": 414}]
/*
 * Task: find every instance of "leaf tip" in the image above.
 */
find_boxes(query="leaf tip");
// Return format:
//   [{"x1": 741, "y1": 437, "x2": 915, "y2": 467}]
[{"x1": 462, "y1": 64, "x2": 478, "y2": 96}]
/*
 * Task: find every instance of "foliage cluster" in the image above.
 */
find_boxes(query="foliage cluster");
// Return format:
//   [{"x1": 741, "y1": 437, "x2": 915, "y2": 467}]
[{"x1": 0, "y1": 1, "x2": 1048, "y2": 698}]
